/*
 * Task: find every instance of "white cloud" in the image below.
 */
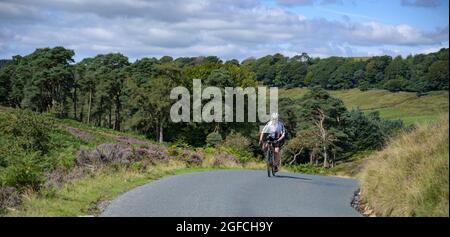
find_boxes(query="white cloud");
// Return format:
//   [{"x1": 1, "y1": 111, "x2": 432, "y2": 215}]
[
  {"x1": 0, "y1": 0, "x2": 447, "y2": 61},
  {"x1": 401, "y1": 0, "x2": 441, "y2": 8},
  {"x1": 276, "y1": 0, "x2": 342, "y2": 6}
]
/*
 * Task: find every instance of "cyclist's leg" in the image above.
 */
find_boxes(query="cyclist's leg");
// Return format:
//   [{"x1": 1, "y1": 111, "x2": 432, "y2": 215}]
[
  {"x1": 267, "y1": 147, "x2": 273, "y2": 165},
  {"x1": 261, "y1": 143, "x2": 268, "y2": 154},
  {"x1": 274, "y1": 146, "x2": 280, "y2": 172}
]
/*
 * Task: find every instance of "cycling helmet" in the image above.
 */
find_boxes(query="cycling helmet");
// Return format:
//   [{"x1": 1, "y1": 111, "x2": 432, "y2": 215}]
[{"x1": 271, "y1": 112, "x2": 279, "y2": 121}]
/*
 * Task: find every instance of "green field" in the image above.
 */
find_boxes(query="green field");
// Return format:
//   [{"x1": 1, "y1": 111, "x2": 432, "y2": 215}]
[{"x1": 280, "y1": 88, "x2": 449, "y2": 126}]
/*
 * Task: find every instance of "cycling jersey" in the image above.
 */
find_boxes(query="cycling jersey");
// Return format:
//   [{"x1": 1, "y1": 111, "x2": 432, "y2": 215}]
[{"x1": 261, "y1": 120, "x2": 286, "y2": 139}]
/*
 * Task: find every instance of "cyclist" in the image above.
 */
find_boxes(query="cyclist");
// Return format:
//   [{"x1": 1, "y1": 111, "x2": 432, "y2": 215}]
[{"x1": 259, "y1": 112, "x2": 286, "y2": 173}]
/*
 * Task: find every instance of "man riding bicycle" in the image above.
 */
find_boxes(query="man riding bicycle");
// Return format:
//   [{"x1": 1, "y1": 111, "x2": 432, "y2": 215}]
[{"x1": 259, "y1": 112, "x2": 286, "y2": 173}]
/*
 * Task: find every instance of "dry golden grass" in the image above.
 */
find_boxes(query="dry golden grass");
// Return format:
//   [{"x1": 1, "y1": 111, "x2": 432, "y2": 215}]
[{"x1": 359, "y1": 115, "x2": 449, "y2": 217}]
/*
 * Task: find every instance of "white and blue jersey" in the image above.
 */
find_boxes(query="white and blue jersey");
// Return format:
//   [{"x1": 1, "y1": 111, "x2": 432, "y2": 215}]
[{"x1": 261, "y1": 120, "x2": 285, "y2": 139}]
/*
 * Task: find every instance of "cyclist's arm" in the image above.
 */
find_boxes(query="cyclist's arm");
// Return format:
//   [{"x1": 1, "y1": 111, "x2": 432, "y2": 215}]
[
  {"x1": 259, "y1": 132, "x2": 264, "y2": 144},
  {"x1": 277, "y1": 132, "x2": 285, "y2": 142},
  {"x1": 260, "y1": 123, "x2": 269, "y2": 144},
  {"x1": 277, "y1": 123, "x2": 286, "y2": 142}
]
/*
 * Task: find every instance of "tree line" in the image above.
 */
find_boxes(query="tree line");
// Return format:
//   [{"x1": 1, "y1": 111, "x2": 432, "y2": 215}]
[
  {"x1": 0, "y1": 46, "x2": 440, "y2": 166},
  {"x1": 0, "y1": 47, "x2": 260, "y2": 147},
  {"x1": 241, "y1": 48, "x2": 448, "y2": 92}
]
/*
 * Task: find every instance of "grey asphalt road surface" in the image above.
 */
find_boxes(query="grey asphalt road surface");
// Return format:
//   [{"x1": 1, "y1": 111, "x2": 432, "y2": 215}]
[{"x1": 101, "y1": 170, "x2": 361, "y2": 217}]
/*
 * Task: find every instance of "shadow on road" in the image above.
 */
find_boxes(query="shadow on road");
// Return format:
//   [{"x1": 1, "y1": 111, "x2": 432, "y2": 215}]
[{"x1": 273, "y1": 174, "x2": 312, "y2": 181}]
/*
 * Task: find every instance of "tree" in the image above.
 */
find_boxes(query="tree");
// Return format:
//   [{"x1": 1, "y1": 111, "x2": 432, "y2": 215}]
[
  {"x1": 308, "y1": 57, "x2": 345, "y2": 89},
  {"x1": 297, "y1": 86, "x2": 347, "y2": 127},
  {"x1": 159, "y1": 56, "x2": 173, "y2": 64},
  {"x1": 252, "y1": 55, "x2": 277, "y2": 85},
  {"x1": 94, "y1": 53, "x2": 129, "y2": 129},
  {"x1": 225, "y1": 59, "x2": 239, "y2": 66},
  {"x1": 7, "y1": 56, "x2": 26, "y2": 107},
  {"x1": 364, "y1": 56, "x2": 392, "y2": 86},
  {"x1": 384, "y1": 56, "x2": 410, "y2": 82},
  {"x1": 342, "y1": 109, "x2": 385, "y2": 150},
  {"x1": 282, "y1": 87, "x2": 348, "y2": 167},
  {"x1": 206, "y1": 132, "x2": 223, "y2": 147},
  {"x1": 276, "y1": 57, "x2": 308, "y2": 87},
  {"x1": 205, "y1": 69, "x2": 234, "y2": 88},
  {"x1": 0, "y1": 59, "x2": 15, "y2": 105},
  {"x1": 17, "y1": 47, "x2": 75, "y2": 116},
  {"x1": 283, "y1": 129, "x2": 319, "y2": 165},
  {"x1": 329, "y1": 60, "x2": 366, "y2": 89},
  {"x1": 312, "y1": 108, "x2": 339, "y2": 168},
  {"x1": 425, "y1": 60, "x2": 449, "y2": 90},
  {"x1": 353, "y1": 69, "x2": 365, "y2": 87},
  {"x1": 127, "y1": 57, "x2": 159, "y2": 84},
  {"x1": 74, "y1": 57, "x2": 96, "y2": 122},
  {"x1": 278, "y1": 97, "x2": 300, "y2": 139},
  {"x1": 149, "y1": 66, "x2": 180, "y2": 142},
  {"x1": 284, "y1": 135, "x2": 305, "y2": 165},
  {"x1": 383, "y1": 76, "x2": 410, "y2": 92},
  {"x1": 0, "y1": 59, "x2": 11, "y2": 69},
  {"x1": 126, "y1": 63, "x2": 181, "y2": 142}
]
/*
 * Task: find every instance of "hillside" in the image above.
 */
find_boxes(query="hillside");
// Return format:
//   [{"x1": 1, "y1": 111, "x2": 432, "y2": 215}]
[
  {"x1": 1, "y1": 86, "x2": 448, "y2": 216},
  {"x1": 359, "y1": 116, "x2": 449, "y2": 217},
  {"x1": 0, "y1": 106, "x2": 263, "y2": 216},
  {"x1": 280, "y1": 88, "x2": 449, "y2": 126}
]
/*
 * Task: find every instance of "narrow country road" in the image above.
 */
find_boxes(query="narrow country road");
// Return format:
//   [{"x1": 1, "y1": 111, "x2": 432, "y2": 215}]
[{"x1": 101, "y1": 170, "x2": 361, "y2": 217}]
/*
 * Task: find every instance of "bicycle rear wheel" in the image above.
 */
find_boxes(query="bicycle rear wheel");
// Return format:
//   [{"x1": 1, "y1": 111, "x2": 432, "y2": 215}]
[
  {"x1": 272, "y1": 153, "x2": 277, "y2": 176},
  {"x1": 266, "y1": 150, "x2": 272, "y2": 177}
]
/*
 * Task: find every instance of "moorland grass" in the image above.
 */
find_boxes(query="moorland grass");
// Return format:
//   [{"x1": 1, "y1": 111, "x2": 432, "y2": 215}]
[{"x1": 358, "y1": 115, "x2": 449, "y2": 217}]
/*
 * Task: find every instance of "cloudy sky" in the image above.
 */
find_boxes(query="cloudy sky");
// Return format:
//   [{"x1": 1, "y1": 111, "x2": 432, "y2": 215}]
[{"x1": 0, "y1": 0, "x2": 448, "y2": 62}]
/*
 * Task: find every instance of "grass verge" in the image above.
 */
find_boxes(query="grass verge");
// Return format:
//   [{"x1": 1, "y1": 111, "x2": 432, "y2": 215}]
[
  {"x1": 358, "y1": 115, "x2": 449, "y2": 217},
  {"x1": 7, "y1": 162, "x2": 222, "y2": 217},
  {"x1": 6, "y1": 157, "x2": 266, "y2": 217}
]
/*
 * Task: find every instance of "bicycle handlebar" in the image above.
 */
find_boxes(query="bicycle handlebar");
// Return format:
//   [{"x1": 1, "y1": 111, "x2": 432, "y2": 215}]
[{"x1": 264, "y1": 138, "x2": 278, "y2": 145}]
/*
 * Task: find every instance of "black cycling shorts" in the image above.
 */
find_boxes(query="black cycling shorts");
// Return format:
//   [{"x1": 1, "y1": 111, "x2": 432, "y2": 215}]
[
  {"x1": 273, "y1": 139, "x2": 284, "y2": 148},
  {"x1": 263, "y1": 133, "x2": 284, "y2": 147}
]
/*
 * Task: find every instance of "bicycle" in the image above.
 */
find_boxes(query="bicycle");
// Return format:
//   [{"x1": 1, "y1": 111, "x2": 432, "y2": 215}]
[{"x1": 264, "y1": 137, "x2": 278, "y2": 177}]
